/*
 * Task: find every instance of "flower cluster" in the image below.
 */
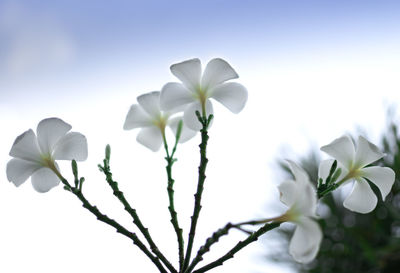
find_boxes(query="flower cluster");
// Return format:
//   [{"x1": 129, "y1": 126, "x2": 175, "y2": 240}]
[
  {"x1": 5, "y1": 57, "x2": 397, "y2": 271},
  {"x1": 124, "y1": 58, "x2": 248, "y2": 149},
  {"x1": 273, "y1": 135, "x2": 395, "y2": 263}
]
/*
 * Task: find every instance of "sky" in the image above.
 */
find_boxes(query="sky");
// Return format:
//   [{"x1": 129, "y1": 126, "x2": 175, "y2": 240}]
[{"x1": 1, "y1": 0, "x2": 400, "y2": 272}]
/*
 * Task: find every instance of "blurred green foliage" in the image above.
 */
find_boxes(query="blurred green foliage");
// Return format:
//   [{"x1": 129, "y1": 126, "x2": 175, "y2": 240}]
[{"x1": 270, "y1": 117, "x2": 400, "y2": 273}]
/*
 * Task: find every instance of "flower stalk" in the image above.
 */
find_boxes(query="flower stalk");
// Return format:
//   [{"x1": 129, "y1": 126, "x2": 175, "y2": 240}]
[
  {"x1": 191, "y1": 222, "x2": 281, "y2": 273},
  {"x1": 98, "y1": 145, "x2": 177, "y2": 273},
  {"x1": 54, "y1": 165, "x2": 169, "y2": 273},
  {"x1": 183, "y1": 112, "x2": 213, "y2": 272},
  {"x1": 163, "y1": 121, "x2": 185, "y2": 271}
]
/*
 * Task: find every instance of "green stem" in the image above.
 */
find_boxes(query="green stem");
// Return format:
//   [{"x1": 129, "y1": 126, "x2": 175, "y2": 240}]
[
  {"x1": 184, "y1": 223, "x2": 234, "y2": 273},
  {"x1": 183, "y1": 113, "x2": 212, "y2": 272},
  {"x1": 163, "y1": 134, "x2": 185, "y2": 271},
  {"x1": 99, "y1": 152, "x2": 177, "y2": 273},
  {"x1": 57, "y1": 174, "x2": 168, "y2": 273},
  {"x1": 192, "y1": 222, "x2": 281, "y2": 273}
]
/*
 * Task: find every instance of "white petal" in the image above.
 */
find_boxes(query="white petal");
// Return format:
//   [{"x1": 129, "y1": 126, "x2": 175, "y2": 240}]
[
  {"x1": 210, "y1": 82, "x2": 248, "y2": 113},
  {"x1": 343, "y1": 178, "x2": 377, "y2": 213},
  {"x1": 320, "y1": 135, "x2": 355, "y2": 169},
  {"x1": 123, "y1": 104, "x2": 152, "y2": 130},
  {"x1": 136, "y1": 127, "x2": 163, "y2": 152},
  {"x1": 170, "y1": 58, "x2": 201, "y2": 90},
  {"x1": 354, "y1": 136, "x2": 385, "y2": 168},
  {"x1": 137, "y1": 91, "x2": 161, "y2": 117},
  {"x1": 6, "y1": 158, "x2": 42, "y2": 187},
  {"x1": 289, "y1": 217, "x2": 322, "y2": 263},
  {"x1": 318, "y1": 159, "x2": 347, "y2": 184},
  {"x1": 361, "y1": 166, "x2": 395, "y2": 200},
  {"x1": 318, "y1": 159, "x2": 336, "y2": 181},
  {"x1": 295, "y1": 182, "x2": 317, "y2": 217},
  {"x1": 183, "y1": 100, "x2": 214, "y2": 131},
  {"x1": 201, "y1": 58, "x2": 238, "y2": 89},
  {"x1": 278, "y1": 180, "x2": 297, "y2": 207},
  {"x1": 31, "y1": 167, "x2": 60, "y2": 193},
  {"x1": 52, "y1": 132, "x2": 88, "y2": 161},
  {"x1": 168, "y1": 117, "x2": 197, "y2": 143},
  {"x1": 286, "y1": 160, "x2": 309, "y2": 184},
  {"x1": 36, "y1": 118, "x2": 72, "y2": 155},
  {"x1": 160, "y1": 82, "x2": 195, "y2": 111},
  {"x1": 9, "y1": 129, "x2": 42, "y2": 162}
]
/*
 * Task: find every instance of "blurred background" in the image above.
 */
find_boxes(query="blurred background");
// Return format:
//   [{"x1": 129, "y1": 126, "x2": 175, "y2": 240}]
[{"x1": 1, "y1": 0, "x2": 400, "y2": 272}]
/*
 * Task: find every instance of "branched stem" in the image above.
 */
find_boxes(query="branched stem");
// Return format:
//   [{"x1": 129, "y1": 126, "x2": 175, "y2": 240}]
[
  {"x1": 184, "y1": 223, "x2": 234, "y2": 273},
  {"x1": 55, "y1": 167, "x2": 168, "y2": 273},
  {"x1": 99, "y1": 146, "x2": 177, "y2": 273},
  {"x1": 183, "y1": 112, "x2": 213, "y2": 272},
  {"x1": 192, "y1": 222, "x2": 280, "y2": 273}
]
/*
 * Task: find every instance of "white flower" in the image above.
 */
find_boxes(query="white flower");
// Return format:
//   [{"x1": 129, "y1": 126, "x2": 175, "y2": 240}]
[
  {"x1": 123, "y1": 91, "x2": 196, "y2": 151},
  {"x1": 320, "y1": 135, "x2": 395, "y2": 213},
  {"x1": 7, "y1": 118, "x2": 88, "y2": 193},
  {"x1": 278, "y1": 160, "x2": 322, "y2": 263},
  {"x1": 160, "y1": 58, "x2": 248, "y2": 130}
]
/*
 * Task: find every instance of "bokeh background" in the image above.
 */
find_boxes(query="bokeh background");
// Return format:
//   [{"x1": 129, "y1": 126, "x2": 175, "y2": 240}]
[{"x1": 1, "y1": 0, "x2": 400, "y2": 272}]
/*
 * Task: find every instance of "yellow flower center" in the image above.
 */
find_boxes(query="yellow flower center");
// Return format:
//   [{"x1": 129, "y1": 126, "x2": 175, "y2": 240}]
[
  {"x1": 194, "y1": 86, "x2": 208, "y2": 116},
  {"x1": 153, "y1": 114, "x2": 169, "y2": 134}
]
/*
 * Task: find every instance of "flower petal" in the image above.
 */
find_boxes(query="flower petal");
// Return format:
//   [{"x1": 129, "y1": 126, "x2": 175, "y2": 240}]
[
  {"x1": 137, "y1": 91, "x2": 161, "y2": 117},
  {"x1": 136, "y1": 127, "x2": 163, "y2": 152},
  {"x1": 52, "y1": 132, "x2": 88, "y2": 161},
  {"x1": 361, "y1": 166, "x2": 395, "y2": 200},
  {"x1": 318, "y1": 159, "x2": 347, "y2": 184},
  {"x1": 168, "y1": 117, "x2": 197, "y2": 143},
  {"x1": 37, "y1": 118, "x2": 72, "y2": 155},
  {"x1": 201, "y1": 58, "x2": 238, "y2": 89},
  {"x1": 286, "y1": 160, "x2": 309, "y2": 185},
  {"x1": 9, "y1": 129, "x2": 42, "y2": 162},
  {"x1": 295, "y1": 182, "x2": 317, "y2": 217},
  {"x1": 343, "y1": 178, "x2": 378, "y2": 213},
  {"x1": 31, "y1": 167, "x2": 60, "y2": 193},
  {"x1": 320, "y1": 135, "x2": 355, "y2": 169},
  {"x1": 210, "y1": 82, "x2": 248, "y2": 113},
  {"x1": 183, "y1": 100, "x2": 214, "y2": 131},
  {"x1": 170, "y1": 58, "x2": 201, "y2": 90},
  {"x1": 289, "y1": 217, "x2": 322, "y2": 263},
  {"x1": 354, "y1": 136, "x2": 385, "y2": 168},
  {"x1": 278, "y1": 180, "x2": 297, "y2": 207},
  {"x1": 160, "y1": 82, "x2": 195, "y2": 112},
  {"x1": 318, "y1": 159, "x2": 336, "y2": 181},
  {"x1": 6, "y1": 158, "x2": 42, "y2": 187},
  {"x1": 123, "y1": 104, "x2": 152, "y2": 130}
]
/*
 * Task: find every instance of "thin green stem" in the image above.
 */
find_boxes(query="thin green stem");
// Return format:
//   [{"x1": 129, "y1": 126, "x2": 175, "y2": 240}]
[
  {"x1": 184, "y1": 223, "x2": 234, "y2": 273},
  {"x1": 185, "y1": 217, "x2": 281, "y2": 273},
  {"x1": 183, "y1": 112, "x2": 213, "y2": 272},
  {"x1": 192, "y1": 222, "x2": 281, "y2": 273},
  {"x1": 98, "y1": 147, "x2": 177, "y2": 273},
  {"x1": 163, "y1": 134, "x2": 185, "y2": 271},
  {"x1": 55, "y1": 171, "x2": 168, "y2": 273}
]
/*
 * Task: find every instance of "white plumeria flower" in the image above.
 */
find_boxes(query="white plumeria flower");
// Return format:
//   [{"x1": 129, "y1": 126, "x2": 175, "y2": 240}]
[
  {"x1": 7, "y1": 118, "x2": 88, "y2": 193},
  {"x1": 320, "y1": 135, "x2": 395, "y2": 214},
  {"x1": 278, "y1": 160, "x2": 323, "y2": 263},
  {"x1": 123, "y1": 91, "x2": 196, "y2": 152},
  {"x1": 160, "y1": 58, "x2": 248, "y2": 130}
]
